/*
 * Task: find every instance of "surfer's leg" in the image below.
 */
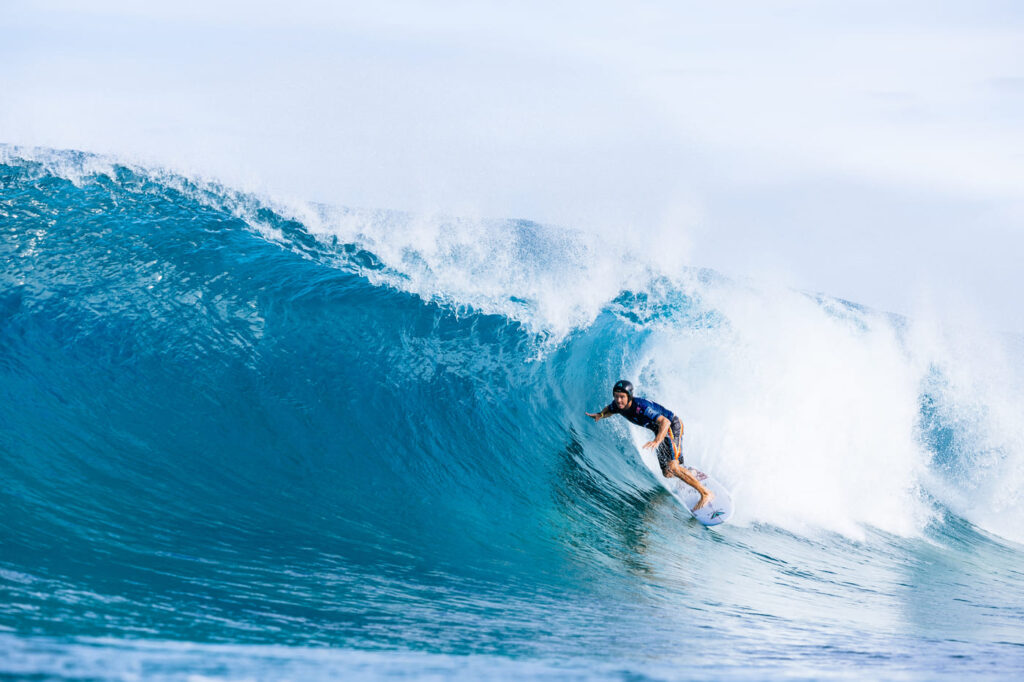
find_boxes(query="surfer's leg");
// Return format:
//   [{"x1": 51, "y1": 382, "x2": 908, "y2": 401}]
[
  {"x1": 656, "y1": 425, "x2": 714, "y2": 511},
  {"x1": 656, "y1": 438, "x2": 676, "y2": 474},
  {"x1": 665, "y1": 459, "x2": 715, "y2": 512}
]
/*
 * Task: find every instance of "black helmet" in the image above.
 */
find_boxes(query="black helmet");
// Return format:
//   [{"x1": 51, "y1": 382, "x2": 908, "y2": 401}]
[{"x1": 612, "y1": 379, "x2": 633, "y2": 399}]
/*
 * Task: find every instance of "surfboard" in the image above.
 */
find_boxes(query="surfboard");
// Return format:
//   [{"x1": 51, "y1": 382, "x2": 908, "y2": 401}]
[{"x1": 662, "y1": 466, "x2": 735, "y2": 527}]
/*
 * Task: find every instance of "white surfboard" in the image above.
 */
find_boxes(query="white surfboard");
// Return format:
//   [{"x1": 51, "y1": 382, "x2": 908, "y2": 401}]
[{"x1": 662, "y1": 466, "x2": 734, "y2": 526}]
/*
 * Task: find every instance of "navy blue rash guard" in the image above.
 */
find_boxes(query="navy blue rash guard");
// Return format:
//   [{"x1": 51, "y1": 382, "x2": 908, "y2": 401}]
[{"x1": 606, "y1": 397, "x2": 677, "y2": 433}]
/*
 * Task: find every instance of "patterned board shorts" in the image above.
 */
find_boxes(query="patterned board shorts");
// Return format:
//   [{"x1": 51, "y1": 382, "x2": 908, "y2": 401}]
[{"x1": 655, "y1": 418, "x2": 683, "y2": 470}]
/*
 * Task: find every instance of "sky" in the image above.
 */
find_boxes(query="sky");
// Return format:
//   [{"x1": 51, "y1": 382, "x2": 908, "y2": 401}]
[{"x1": 3, "y1": 0, "x2": 1023, "y2": 332}]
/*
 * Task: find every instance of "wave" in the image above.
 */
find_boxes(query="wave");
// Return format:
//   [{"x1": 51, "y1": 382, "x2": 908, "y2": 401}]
[{"x1": 3, "y1": 148, "x2": 1024, "y2": 655}]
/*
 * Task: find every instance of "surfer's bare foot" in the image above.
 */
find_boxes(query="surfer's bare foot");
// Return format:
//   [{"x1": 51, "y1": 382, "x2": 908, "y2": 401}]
[{"x1": 693, "y1": 491, "x2": 714, "y2": 511}]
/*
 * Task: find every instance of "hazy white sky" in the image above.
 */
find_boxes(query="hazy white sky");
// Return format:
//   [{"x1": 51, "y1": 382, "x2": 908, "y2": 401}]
[{"x1": 3, "y1": 1, "x2": 1023, "y2": 331}]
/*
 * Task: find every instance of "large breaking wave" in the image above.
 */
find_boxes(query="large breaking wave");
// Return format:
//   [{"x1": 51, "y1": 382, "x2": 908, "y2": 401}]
[{"x1": 2, "y1": 147, "x2": 1023, "y2": 677}]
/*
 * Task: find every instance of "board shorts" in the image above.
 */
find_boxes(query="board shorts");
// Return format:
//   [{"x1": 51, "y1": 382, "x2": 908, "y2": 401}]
[{"x1": 655, "y1": 418, "x2": 684, "y2": 471}]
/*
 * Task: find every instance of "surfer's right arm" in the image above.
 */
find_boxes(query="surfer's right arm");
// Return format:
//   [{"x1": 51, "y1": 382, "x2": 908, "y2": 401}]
[{"x1": 585, "y1": 406, "x2": 613, "y2": 422}]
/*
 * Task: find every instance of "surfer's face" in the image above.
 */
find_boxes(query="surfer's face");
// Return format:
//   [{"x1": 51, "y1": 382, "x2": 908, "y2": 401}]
[{"x1": 612, "y1": 391, "x2": 630, "y2": 409}]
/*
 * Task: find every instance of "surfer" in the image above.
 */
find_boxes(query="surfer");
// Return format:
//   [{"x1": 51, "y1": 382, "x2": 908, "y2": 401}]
[{"x1": 586, "y1": 380, "x2": 715, "y2": 511}]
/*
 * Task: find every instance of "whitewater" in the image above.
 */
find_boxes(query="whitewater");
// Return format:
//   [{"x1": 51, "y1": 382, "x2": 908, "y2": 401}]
[{"x1": 2, "y1": 147, "x2": 1023, "y2": 679}]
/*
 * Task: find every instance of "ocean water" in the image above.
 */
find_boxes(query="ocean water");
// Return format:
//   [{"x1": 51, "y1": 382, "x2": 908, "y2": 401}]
[{"x1": 1, "y1": 147, "x2": 1023, "y2": 680}]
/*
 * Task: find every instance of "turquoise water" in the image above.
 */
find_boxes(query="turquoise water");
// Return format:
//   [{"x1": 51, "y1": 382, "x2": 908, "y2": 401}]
[{"x1": 1, "y1": 148, "x2": 1023, "y2": 679}]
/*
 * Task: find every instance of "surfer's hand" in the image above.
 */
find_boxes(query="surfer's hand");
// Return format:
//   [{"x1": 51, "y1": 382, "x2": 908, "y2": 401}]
[
  {"x1": 642, "y1": 439, "x2": 659, "y2": 450},
  {"x1": 585, "y1": 412, "x2": 602, "y2": 422}
]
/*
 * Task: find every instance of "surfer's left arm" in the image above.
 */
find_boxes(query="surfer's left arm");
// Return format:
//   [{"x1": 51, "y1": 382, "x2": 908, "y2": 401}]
[{"x1": 642, "y1": 415, "x2": 671, "y2": 449}]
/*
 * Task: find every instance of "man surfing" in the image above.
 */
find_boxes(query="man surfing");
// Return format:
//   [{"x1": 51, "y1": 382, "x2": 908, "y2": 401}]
[{"x1": 586, "y1": 380, "x2": 715, "y2": 511}]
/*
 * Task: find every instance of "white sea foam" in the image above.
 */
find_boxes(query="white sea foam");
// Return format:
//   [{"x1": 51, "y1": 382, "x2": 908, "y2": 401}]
[
  {"x1": 904, "y1": 312, "x2": 1024, "y2": 544},
  {"x1": 629, "y1": 279, "x2": 1023, "y2": 543},
  {"x1": 299, "y1": 204, "x2": 692, "y2": 342},
  {"x1": 633, "y1": 283, "x2": 930, "y2": 539}
]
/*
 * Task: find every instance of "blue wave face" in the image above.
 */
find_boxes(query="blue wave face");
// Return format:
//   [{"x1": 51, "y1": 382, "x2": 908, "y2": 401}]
[{"x1": 2, "y1": 150, "x2": 1023, "y2": 678}]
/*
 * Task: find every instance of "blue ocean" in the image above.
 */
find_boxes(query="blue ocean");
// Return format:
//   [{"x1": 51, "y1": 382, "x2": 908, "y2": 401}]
[{"x1": 2, "y1": 147, "x2": 1023, "y2": 680}]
